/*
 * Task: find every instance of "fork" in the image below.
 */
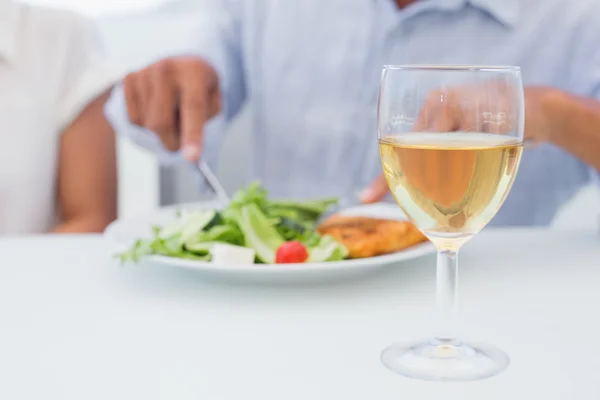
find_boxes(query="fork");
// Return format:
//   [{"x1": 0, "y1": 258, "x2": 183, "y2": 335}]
[{"x1": 194, "y1": 160, "x2": 231, "y2": 207}]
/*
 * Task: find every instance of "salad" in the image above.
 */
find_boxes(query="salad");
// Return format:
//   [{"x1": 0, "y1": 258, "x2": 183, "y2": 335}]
[{"x1": 119, "y1": 182, "x2": 349, "y2": 265}]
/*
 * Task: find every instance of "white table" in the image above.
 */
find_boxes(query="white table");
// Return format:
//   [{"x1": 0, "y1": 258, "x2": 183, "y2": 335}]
[{"x1": 0, "y1": 230, "x2": 598, "y2": 399}]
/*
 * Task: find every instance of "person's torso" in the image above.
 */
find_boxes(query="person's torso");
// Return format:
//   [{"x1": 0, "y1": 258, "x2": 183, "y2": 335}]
[
  {"x1": 0, "y1": 2, "x2": 77, "y2": 234},
  {"x1": 236, "y1": 0, "x2": 594, "y2": 225}
]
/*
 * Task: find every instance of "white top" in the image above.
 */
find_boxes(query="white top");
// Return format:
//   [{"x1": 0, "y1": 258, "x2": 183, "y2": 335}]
[
  {"x1": 0, "y1": 231, "x2": 598, "y2": 399},
  {"x1": 0, "y1": 0, "x2": 117, "y2": 234}
]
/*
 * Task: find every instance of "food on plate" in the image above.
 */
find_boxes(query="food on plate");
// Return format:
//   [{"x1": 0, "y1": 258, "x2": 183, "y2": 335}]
[
  {"x1": 211, "y1": 243, "x2": 256, "y2": 265},
  {"x1": 119, "y1": 182, "x2": 348, "y2": 264},
  {"x1": 317, "y1": 215, "x2": 428, "y2": 259},
  {"x1": 117, "y1": 182, "x2": 427, "y2": 265},
  {"x1": 275, "y1": 241, "x2": 309, "y2": 264}
]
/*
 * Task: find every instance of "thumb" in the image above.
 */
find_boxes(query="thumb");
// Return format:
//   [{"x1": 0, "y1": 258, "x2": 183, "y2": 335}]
[{"x1": 359, "y1": 174, "x2": 390, "y2": 204}]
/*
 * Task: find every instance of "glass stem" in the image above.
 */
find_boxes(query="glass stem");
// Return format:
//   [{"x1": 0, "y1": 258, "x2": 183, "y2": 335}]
[{"x1": 436, "y1": 249, "x2": 458, "y2": 341}]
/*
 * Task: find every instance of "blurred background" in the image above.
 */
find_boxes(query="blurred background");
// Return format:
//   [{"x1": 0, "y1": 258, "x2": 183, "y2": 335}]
[{"x1": 23, "y1": 0, "x2": 600, "y2": 228}]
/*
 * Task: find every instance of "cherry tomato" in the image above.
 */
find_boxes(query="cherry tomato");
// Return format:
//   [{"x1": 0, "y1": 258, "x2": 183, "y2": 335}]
[{"x1": 275, "y1": 241, "x2": 309, "y2": 264}]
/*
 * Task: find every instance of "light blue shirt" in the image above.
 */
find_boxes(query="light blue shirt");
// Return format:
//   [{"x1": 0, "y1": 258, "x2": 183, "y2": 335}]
[{"x1": 105, "y1": 0, "x2": 600, "y2": 226}]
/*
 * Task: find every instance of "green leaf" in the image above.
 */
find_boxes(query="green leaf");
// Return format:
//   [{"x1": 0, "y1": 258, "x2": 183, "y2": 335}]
[
  {"x1": 117, "y1": 239, "x2": 153, "y2": 263},
  {"x1": 266, "y1": 198, "x2": 338, "y2": 217},
  {"x1": 152, "y1": 234, "x2": 184, "y2": 256},
  {"x1": 184, "y1": 241, "x2": 221, "y2": 255},
  {"x1": 228, "y1": 181, "x2": 268, "y2": 210},
  {"x1": 184, "y1": 224, "x2": 244, "y2": 247},
  {"x1": 308, "y1": 235, "x2": 348, "y2": 262},
  {"x1": 227, "y1": 203, "x2": 285, "y2": 263}
]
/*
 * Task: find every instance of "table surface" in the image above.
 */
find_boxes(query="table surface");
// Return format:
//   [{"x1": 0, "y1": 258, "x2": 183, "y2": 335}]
[{"x1": 0, "y1": 230, "x2": 598, "y2": 399}]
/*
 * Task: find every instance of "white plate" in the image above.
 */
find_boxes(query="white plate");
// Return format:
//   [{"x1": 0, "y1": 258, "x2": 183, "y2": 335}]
[{"x1": 104, "y1": 202, "x2": 435, "y2": 283}]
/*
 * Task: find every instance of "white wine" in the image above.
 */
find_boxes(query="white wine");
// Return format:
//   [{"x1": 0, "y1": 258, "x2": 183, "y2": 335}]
[{"x1": 379, "y1": 132, "x2": 522, "y2": 250}]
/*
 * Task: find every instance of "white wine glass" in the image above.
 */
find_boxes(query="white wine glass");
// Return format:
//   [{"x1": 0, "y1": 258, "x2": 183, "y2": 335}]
[{"x1": 377, "y1": 65, "x2": 524, "y2": 381}]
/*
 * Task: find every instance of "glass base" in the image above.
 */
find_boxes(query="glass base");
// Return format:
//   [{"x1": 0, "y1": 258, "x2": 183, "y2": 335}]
[{"x1": 381, "y1": 338, "x2": 509, "y2": 381}]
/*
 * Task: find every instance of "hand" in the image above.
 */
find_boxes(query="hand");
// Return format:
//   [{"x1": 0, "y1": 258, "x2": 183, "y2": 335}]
[
  {"x1": 360, "y1": 85, "x2": 559, "y2": 204},
  {"x1": 123, "y1": 56, "x2": 221, "y2": 161}
]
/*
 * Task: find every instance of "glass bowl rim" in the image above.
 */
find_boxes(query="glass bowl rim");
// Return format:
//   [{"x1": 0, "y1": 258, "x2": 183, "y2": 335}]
[{"x1": 382, "y1": 64, "x2": 521, "y2": 72}]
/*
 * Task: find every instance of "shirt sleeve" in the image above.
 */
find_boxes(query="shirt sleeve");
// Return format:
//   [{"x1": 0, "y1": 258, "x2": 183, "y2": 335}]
[
  {"x1": 592, "y1": 170, "x2": 599, "y2": 187},
  {"x1": 567, "y1": 8, "x2": 600, "y2": 191},
  {"x1": 583, "y1": 57, "x2": 600, "y2": 190},
  {"x1": 56, "y1": 14, "x2": 120, "y2": 132},
  {"x1": 104, "y1": 0, "x2": 246, "y2": 171},
  {"x1": 586, "y1": 88, "x2": 600, "y2": 190}
]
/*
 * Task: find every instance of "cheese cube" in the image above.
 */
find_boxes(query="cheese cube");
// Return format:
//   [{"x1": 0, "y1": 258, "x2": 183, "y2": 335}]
[{"x1": 211, "y1": 244, "x2": 256, "y2": 265}]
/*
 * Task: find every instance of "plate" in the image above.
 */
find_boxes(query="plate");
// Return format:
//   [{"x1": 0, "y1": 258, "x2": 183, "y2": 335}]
[{"x1": 104, "y1": 202, "x2": 436, "y2": 283}]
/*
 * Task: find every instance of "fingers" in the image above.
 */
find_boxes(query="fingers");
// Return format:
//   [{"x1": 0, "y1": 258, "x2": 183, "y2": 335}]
[
  {"x1": 125, "y1": 64, "x2": 176, "y2": 151},
  {"x1": 417, "y1": 87, "x2": 514, "y2": 134},
  {"x1": 415, "y1": 90, "x2": 461, "y2": 132},
  {"x1": 147, "y1": 60, "x2": 178, "y2": 151},
  {"x1": 123, "y1": 57, "x2": 221, "y2": 161},
  {"x1": 359, "y1": 174, "x2": 390, "y2": 204},
  {"x1": 123, "y1": 73, "x2": 141, "y2": 126},
  {"x1": 177, "y1": 73, "x2": 208, "y2": 161},
  {"x1": 138, "y1": 70, "x2": 153, "y2": 126},
  {"x1": 176, "y1": 60, "x2": 221, "y2": 161}
]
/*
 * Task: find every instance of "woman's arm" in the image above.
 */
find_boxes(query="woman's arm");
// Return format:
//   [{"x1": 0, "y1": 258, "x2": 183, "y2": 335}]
[{"x1": 53, "y1": 90, "x2": 117, "y2": 233}]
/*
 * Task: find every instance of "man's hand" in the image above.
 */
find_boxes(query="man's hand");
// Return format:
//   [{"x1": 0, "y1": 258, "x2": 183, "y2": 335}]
[
  {"x1": 360, "y1": 86, "x2": 557, "y2": 204},
  {"x1": 123, "y1": 56, "x2": 221, "y2": 161}
]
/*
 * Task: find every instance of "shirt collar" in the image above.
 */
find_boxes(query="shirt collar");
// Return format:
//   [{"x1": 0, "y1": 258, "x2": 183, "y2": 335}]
[
  {"x1": 468, "y1": 0, "x2": 520, "y2": 27},
  {"x1": 381, "y1": 0, "x2": 520, "y2": 28},
  {"x1": 0, "y1": 0, "x2": 20, "y2": 61}
]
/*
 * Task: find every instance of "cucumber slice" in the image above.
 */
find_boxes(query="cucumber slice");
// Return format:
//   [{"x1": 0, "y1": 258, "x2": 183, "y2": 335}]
[
  {"x1": 184, "y1": 241, "x2": 221, "y2": 255},
  {"x1": 158, "y1": 219, "x2": 187, "y2": 240},
  {"x1": 159, "y1": 210, "x2": 218, "y2": 241}
]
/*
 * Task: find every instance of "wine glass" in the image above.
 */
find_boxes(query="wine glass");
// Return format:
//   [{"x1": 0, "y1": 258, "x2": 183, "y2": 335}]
[{"x1": 377, "y1": 65, "x2": 524, "y2": 381}]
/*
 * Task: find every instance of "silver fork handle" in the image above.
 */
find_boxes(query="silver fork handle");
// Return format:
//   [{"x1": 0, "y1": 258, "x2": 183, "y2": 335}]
[{"x1": 196, "y1": 160, "x2": 230, "y2": 206}]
